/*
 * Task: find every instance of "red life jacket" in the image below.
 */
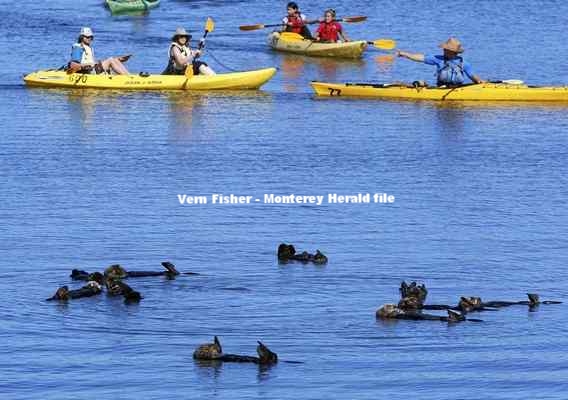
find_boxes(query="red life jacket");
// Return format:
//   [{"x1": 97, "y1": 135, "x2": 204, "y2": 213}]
[
  {"x1": 285, "y1": 13, "x2": 305, "y2": 34},
  {"x1": 317, "y1": 21, "x2": 342, "y2": 42}
]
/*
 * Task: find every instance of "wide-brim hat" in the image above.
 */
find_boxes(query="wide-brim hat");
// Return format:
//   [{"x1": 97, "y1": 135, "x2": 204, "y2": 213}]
[
  {"x1": 439, "y1": 37, "x2": 464, "y2": 53},
  {"x1": 172, "y1": 27, "x2": 191, "y2": 41}
]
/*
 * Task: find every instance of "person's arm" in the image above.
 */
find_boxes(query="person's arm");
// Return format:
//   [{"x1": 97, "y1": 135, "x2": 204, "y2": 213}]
[
  {"x1": 337, "y1": 23, "x2": 349, "y2": 42},
  {"x1": 397, "y1": 50, "x2": 425, "y2": 62},
  {"x1": 279, "y1": 17, "x2": 288, "y2": 32},
  {"x1": 314, "y1": 24, "x2": 322, "y2": 40},
  {"x1": 463, "y1": 63, "x2": 485, "y2": 84},
  {"x1": 471, "y1": 75, "x2": 484, "y2": 84}
]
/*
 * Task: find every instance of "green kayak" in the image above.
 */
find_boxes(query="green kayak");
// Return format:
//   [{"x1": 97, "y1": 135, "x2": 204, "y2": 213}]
[{"x1": 106, "y1": 0, "x2": 160, "y2": 14}]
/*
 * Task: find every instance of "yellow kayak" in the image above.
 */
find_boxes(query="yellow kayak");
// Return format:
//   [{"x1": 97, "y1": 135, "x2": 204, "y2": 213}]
[
  {"x1": 311, "y1": 81, "x2": 568, "y2": 102},
  {"x1": 268, "y1": 32, "x2": 367, "y2": 59},
  {"x1": 23, "y1": 68, "x2": 277, "y2": 90}
]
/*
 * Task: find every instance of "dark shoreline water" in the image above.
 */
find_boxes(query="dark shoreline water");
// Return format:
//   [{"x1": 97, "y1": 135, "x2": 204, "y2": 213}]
[{"x1": 2, "y1": 1, "x2": 568, "y2": 399}]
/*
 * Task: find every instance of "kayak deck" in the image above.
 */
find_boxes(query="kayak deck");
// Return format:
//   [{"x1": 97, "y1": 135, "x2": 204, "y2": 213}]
[
  {"x1": 268, "y1": 32, "x2": 367, "y2": 59},
  {"x1": 23, "y1": 68, "x2": 277, "y2": 90},
  {"x1": 311, "y1": 81, "x2": 568, "y2": 102}
]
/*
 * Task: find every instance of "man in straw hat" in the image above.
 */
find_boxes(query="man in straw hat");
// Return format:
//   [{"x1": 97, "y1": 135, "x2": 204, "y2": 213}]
[
  {"x1": 163, "y1": 27, "x2": 215, "y2": 76},
  {"x1": 397, "y1": 37, "x2": 484, "y2": 87}
]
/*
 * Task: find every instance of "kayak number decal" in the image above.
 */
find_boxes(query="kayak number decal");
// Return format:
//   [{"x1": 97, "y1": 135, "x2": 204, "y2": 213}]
[
  {"x1": 69, "y1": 74, "x2": 88, "y2": 85},
  {"x1": 329, "y1": 88, "x2": 342, "y2": 96}
]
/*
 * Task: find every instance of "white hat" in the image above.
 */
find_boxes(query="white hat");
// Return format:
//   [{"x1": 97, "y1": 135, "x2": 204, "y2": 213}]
[
  {"x1": 80, "y1": 27, "x2": 93, "y2": 37},
  {"x1": 172, "y1": 27, "x2": 191, "y2": 40}
]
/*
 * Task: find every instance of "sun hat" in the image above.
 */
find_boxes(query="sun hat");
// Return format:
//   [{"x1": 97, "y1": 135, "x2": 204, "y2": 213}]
[
  {"x1": 172, "y1": 27, "x2": 191, "y2": 41},
  {"x1": 80, "y1": 27, "x2": 93, "y2": 37},
  {"x1": 439, "y1": 37, "x2": 464, "y2": 53}
]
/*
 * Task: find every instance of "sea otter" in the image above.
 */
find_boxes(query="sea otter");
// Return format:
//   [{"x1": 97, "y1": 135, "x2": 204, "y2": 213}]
[
  {"x1": 47, "y1": 281, "x2": 103, "y2": 301},
  {"x1": 277, "y1": 243, "x2": 328, "y2": 265},
  {"x1": 193, "y1": 337, "x2": 278, "y2": 365}
]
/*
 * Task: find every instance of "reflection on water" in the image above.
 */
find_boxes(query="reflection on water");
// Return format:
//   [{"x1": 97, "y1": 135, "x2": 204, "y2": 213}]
[
  {"x1": 193, "y1": 358, "x2": 277, "y2": 383},
  {"x1": 431, "y1": 100, "x2": 568, "y2": 109},
  {"x1": 194, "y1": 359, "x2": 225, "y2": 378},
  {"x1": 375, "y1": 54, "x2": 396, "y2": 74},
  {"x1": 165, "y1": 92, "x2": 200, "y2": 140},
  {"x1": 166, "y1": 90, "x2": 274, "y2": 142},
  {"x1": 433, "y1": 104, "x2": 467, "y2": 135},
  {"x1": 279, "y1": 54, "x2": 365, "y2": 91}
]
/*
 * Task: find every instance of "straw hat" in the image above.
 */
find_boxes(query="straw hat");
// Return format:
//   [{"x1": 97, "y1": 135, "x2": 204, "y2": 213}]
[
  {"x1": 172, "y1": 27, "x2": 191, "y2": 41},
  {"x1": 439, "y1": 37, "x2": 464, "y2": 53}
]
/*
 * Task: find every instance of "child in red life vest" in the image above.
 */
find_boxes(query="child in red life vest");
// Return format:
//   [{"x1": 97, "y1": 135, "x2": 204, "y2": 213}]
[
  {"x1": 282, "y1": 1, "x2": 313, "y2": 39},
  {"x1": 315, "y1": 9, "x2": 349, "y2": 42}
]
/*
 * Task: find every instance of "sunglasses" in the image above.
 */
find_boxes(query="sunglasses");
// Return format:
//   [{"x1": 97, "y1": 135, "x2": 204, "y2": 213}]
[{"x1": 84, "y1": 36, "x2": 94, "y2": 40}]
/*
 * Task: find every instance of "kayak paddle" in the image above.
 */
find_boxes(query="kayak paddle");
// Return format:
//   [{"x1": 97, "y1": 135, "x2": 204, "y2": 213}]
[
  {"x1": 367, "y1": 38, "x2": 396, "y2": 50},
  {"x1": 239, "y1": 15, "x2": 367, "y2": 31},
  {"x1": 239, "y1": 22, "x2": 285, "y2": 31},
  {"x1": 185, "y1": 17, "x2": 215, "y2": 79}
]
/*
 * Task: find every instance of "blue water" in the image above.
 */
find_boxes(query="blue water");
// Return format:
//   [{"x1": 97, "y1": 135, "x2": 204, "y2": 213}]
[{"x1": 1, "y1": 1, "x2": 568, "y2": 399}]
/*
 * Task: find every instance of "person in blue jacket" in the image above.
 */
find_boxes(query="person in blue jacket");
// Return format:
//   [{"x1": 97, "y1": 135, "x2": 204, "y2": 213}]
[{"x1": 397, "y1": 37, "x2": 484, "y2": 87}]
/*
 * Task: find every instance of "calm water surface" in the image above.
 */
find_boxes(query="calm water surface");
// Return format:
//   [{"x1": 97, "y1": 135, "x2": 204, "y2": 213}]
[{"x1": 1, "y1": 1, "x2": 568, "y2": 399}]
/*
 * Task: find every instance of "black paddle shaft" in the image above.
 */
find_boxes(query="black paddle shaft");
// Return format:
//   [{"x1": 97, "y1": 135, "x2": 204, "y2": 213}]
[{"x1": 194, "y1": 30, "x2": 211, "y2": 60}]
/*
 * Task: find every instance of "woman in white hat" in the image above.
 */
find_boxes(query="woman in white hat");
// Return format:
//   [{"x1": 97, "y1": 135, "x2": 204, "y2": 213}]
[
  {"x1": 69, "y1": 27, "x2": 129, "y2": 75},
  {"x1": 397, "y1": 37, "x2": 484, "y2": 87},
  {"x1": 163, "y1": 27, "x2": 215, "y2": 76}
]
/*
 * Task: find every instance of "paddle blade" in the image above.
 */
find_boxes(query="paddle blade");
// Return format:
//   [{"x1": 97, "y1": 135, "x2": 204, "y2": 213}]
[
  {"x1": 342, "y1": 15, "x2": 367, "y2": 23},
  {"x1": 279, "y1": 31, "x2": 305, "y2": 41},
  {"x1": 184, "y1": 65, "x2": 194, "y2": 78},
  {"x1": 239, "y1": 24, "x2": 265, "y2": 31},
  {"x1": 205, "y1": 17, "x2": 215, "y2": 33},
  {"x1": 372, "y1": 39, "x2": 397, "y2": 50}
]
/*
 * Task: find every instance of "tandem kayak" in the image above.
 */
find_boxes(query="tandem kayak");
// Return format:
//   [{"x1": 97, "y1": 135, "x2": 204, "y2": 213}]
[
  {"x1": 268, "y1": 32, "x2": 367, "y2": 59},
  {"x1": 311, "y1": 81, "x2": 568, "y2": 102},
  {"x1": 23, "y1": 68, "x2": 277, "y2": 90},
  {"x1": 106, "y1": 0, "x2": 160, "y2": 14}
]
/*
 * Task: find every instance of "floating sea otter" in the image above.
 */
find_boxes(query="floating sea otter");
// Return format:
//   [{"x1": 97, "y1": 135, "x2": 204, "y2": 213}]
[
  {"x1": 277, "y1": 243, "x2": 328, "y2": 265},
  {"x1": 71, "y1": 262, "x2": 190, "y2": 282},
  {"x1": 105, "y1": 278, "x2": 142, "y2": 303},
  {"x1": 397, "y1": 282, "x2": 561, "y2": 314},
  {"x1": 47, "y1": 281, "x2": 103, "y2": 301},
  {"x1": 70, "y1": 270, "x2": 105, "y2": 284},
  {"x1": 193, "y1": 336, "x2": 278, "y2": 365},
  {"x1": 104, "y1": 262, "x2": 181, "y2": 279},
  {"x1": 398, "y1": 281, "x2": 428, "y2": 310},
  {"x1": 376, "y1": 304, "x2": 480, "y2": 323},
  {"x1": 421, "y1": 294, "x2": 562, "y2": 313}
]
